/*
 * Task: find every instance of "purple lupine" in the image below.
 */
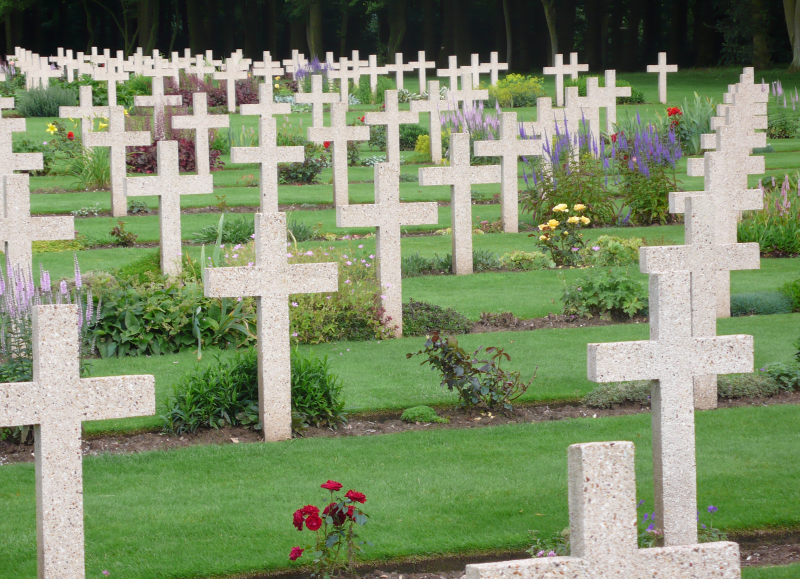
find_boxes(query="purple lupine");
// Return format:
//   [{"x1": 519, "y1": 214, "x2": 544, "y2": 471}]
[{"x1": 74, "y1": 254, "x2": 82, "y2": 289}]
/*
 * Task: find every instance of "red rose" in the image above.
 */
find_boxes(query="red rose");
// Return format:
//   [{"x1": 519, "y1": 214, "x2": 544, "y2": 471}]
[
  {"x1": 292, "y1": 509, "x2": 304, "y2": 531},
  {"x1": 345, "y1": 490, "x2": 366, "y2": 504},
  {"x1": 300, "y1": 505, "x2": 319, "y2": 516},
  {"x1": 323, "y1": 502, "x2": 355, "y2": 526},
  {"x1": 610, "y1": 133, "x2": 618, "y2": 143},
  {"x1": 289, "y1": 547, "x2": 304, "y2": 561},
  {"x1": 321, "y1": 480, "x2": 342, "y2": 491},
  {"x1": 305, "y1": 514, "x2": 323, "y2": 531},
  {"x1": 323, "y1": 141, "x2": 330, "y2": 149},
  {"x1": 67, "y1": 131, "x2": 75, "y2": 141}
]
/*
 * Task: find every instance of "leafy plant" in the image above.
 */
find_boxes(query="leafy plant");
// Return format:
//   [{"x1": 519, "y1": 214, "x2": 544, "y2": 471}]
[
  {"x1": 485, "y1": 74, "x2": 546, "y2": 107},
  {"x1": 531, "y1": 203, "x2": 591, "y2": 266},
  {"x1": 15, "y1": 85, "x2": 78, "y2": 117},
  {"x1": 763, "y1": 363, "x2": 800, "y2": 392},
  {"x1": 767, "y1": 103, "x2": 800, "y2": 138},
  {"x1": 784, "y1": 279, "x2": 800, "y2": 312},
  {"x1": 279, "y1": 143, "x2": 326, "y2": 184},
  {"x1": 399, "y1": 124, "x2": 428, "y2": 151},
  {"x1": 70, "y1": 204, "x2": 103, "y2": 217},
  {"x1": 291, "y1": 349, "x2": 347, "y2": 428},
  {"x1": 738, "y1": 174, "x2": 800, "y2": 256},
  {"x1": 354, "y1": 74, "x2": 396, "y2": 105},
  {"x1": 402, "y1": 299, "x2": 472, "y2": 337},
  {"x1": 109, "y1": 220, "x2": 138, "y2": 246},
  {"x1": 127, "y1": 137, "x2": 223, "y2": 174},
  {"x1": 499, "y1": 250, "x2": 556, "y2": 271},
  {"x1": 192, "y1": 215, "x2": 256, "y2": 245},
  {"x1": 582, "y1": 235, "x2": 643, "y2": 267},
  {"x1": 561, "y1": 268, "x2": 648, "y2": 319},
  {"x1": 656, "y1": 94, "x2": 716, "y2": 156},
  {"x1": 67, "y1": 146, "x2": 111, "y2": 189},
  {"x1": 128, "y1": 199, "x2": 152, "y2": 214},
  {"x1": 730, "y1": 292, "x2": 793, "y2": 316},
  {"x1": 400, "y1": 405, "x2": 449, "y2": 423}
]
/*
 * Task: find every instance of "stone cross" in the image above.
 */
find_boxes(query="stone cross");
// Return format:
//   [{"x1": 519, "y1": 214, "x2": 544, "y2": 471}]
[
  {"x1": 385, "y1": 53, "x2": 415, "y2": 91},
  {"x1": 410, "y1": 80, "x2": 456, "y2": 165},
  {"x1": 436, "y1": 55, "x2": 460, "y2": 89},
  {"x1": 460, "y1": 53, "x2": 488, "y2": 88},
  {"x1": 240, "y1": 82, "x2": 292, "y2": 119},
  {"x1": 308, "y1": 103, "x2": 370, "y2": 206},
  {"x1": 295, "y1": 74, "x2": 340, "y2": 128},
  {"x1": 135, "y1": 59, "x2": 182, "y2": 140},
  {"x1": 364, "y1": 90, "x2": 419, "y2": 167},
  {"x1": 520, "y1": 97, "x2": 556, "y2": 138},
  {"x1": 365, "y1": 55, "x2": 388, "y2": 93},
  {"x1": 172, "y1": 92, "x2": 230, "y2": 176},
  {"x1": 587, "y1": 69, "x2": 631, "y2": 134},
  {"x1": 562, "y1": 83, "x2": 601, "y2": 141},
  {"x1": 486, "y1": 51, "x2": 508, "y2": 86},
  {"x1": 337, "y1": 163, "x2": 438, "y2": 337},
  {"x1": 205, "y1": 212, "x2": 337, "y2": 441},
  {"x1": 84, "y1": 106, "x2": 151, "y2": 217},
  {"x1": 283, "y1": 49, "x2": 307, "y2": 75},
  {"x1": 123, "y1": 51, "x2": 150, "y2": 76},
  {"x1": 59, "y1": 85, "x2": 109, "y2": 145},
  {"x1": 214, "y1": 55, "x2": 250, "y2": 113},
  {"x1": 92, "y1": 56, "x2": 129, "y2": 105},
  {"x1": 447, "y1": 74, "x2": 489, "y2": 108},
  {"x1": 409, "y1": 50, "x2": 435, "y2": 93},
  {"x1": 51, "y1": 48, "x2": 77, "y2": 81},
  {"x1": 466, "y1": 441, "x2": 741, "y2": 579},
  {"x1": 647, "y1": 52, "x2": 678, "y2": 104},
  {"x1": 0, "y1": 174, "x2": 74, "y2": 273},
  {"x1": 588, "y1": 271, "x2": 754, "y2": 546},
  {"x1": 329, "y1": 56, "x2": 360, "y2": 101},
  {"x1": 186, "y1": 54, "x2": 216, "y2": 80},
  {"x1": 325, "y1": 52, "x2": 341, "y2": 71},
  {"x1": 231, "y1": 116, "x2": 304, "y2": 212},
  {"x1": 26, "y1": 56, "x2": 62, "y2": 89},
  {"x1": 0, "y1": 304, "x2": 154, "y2": 579},
  {"x1": 474, "y1": 112, "x2": 543, "y2": 233},
  {"x1": 543, "y1": 52, "x2": 588, "y2": 107},
  {"x1": 252, "y1": 51, "x2": 284, "y2": 81},
  {"x1": 0, "y1": 98, "x2": 44, "y2": 177},
  {"x1": 350, "y1": 50, "x2": 369, "y2": 69},
  {"x1": 204, "y1": 49, "x2": 222, "y2": 68},
  {"x1": 124, "y1": 140, "x2": 212, "y2": 276},
  {"x1": 419, "y1": 132, "x2": 500, "y2": 275}
]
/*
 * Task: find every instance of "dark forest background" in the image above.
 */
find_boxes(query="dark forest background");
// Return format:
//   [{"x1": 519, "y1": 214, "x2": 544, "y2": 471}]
[{"x1": 3, "y1": 0, "x2": 800, "y2": 72}]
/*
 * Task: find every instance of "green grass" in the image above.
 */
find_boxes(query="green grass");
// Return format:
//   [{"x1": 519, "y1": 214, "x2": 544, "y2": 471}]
[
  {"x1": 745, "y1": 565, "x2": 800, "y2": 578},
  {"x1": 1, "y1": 403, "x2": 800, "y2": 579}
]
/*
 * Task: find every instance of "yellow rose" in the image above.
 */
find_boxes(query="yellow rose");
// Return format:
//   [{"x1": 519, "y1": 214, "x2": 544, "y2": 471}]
[
  {"x1": 539, "y1": 235, "x2": 548, "y2": 241},
  {"x1": 573, "y1": 203, "x2": 586, "y2": 211},
  {"x1": 275, "y1": 83, "x2": 280, "y2": 88},
  {"x1": 538, "y1": 223, "x2": 548, "y2": 231},
  {"x1": 562, "y1": 230, "x2": 568, "y2": 235},
  {"x1": 547, "y1": 219, "x2": 559, "y2": 228},
  {"x1": 567, "y1": 216, "x2": 580, "y2": 224},
  {"x1": 275, "y1": 75, "x2": 280, "y2": 80},
  {"x1": 124, "y1": 108, "x2": 130, "y2": 116},
  {"x1": 553, "y1": 203, "x2": 568, "y2": 212},
  {"x1": 46, "y1": 123, "x2": 57, "y2": 135},
  {"x1": 580, "y1": 216, "x2": 591, "y2": 224}
]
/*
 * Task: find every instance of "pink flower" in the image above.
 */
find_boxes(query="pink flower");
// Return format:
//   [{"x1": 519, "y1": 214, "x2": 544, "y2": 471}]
[
  {"x1": 344, "y1": 279, "x2": 351, "y2": 284},
  {"x1": 365, "y1": 264, "x2": 371, "y2": 267},
  {"x1": 380, "y1": 295, "x2": 387, "y2": 299},
  {"x1": 287, "y1": 253, "x2": 293, "y2": 257},
  {"x1": 346, "y1": 261, "x2": 352, "y2": 266},
  {"x1": 306, "y1": 250, "x2": 313, "y2": 256},
  {"x1": 232, "y1": 254, "x2": 239, "y2": 258},
  {"x1": 292, "y1": 332, "x2": 298, "y2": 337},
  {"x1": 358, "y1": 244, "x2": 363, "y2": 248},
  {"x1": 369, "y1": 254, "x2": 375, "y2": 259},
  {"x1": 291, "y1": 302, "x2": 299, "y2": 307},
  {"x1": 234, "y1": 244, "x2": 242, "y2": 250},
  {"x1": 247, "y1": 262, "x2": 254, "y2": 266},
  {"x1": 237, "y1": 297, "x2": 242, "y2": 302}
]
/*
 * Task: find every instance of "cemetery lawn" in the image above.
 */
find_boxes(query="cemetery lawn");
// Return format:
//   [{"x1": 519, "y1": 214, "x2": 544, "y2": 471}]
[
  {"x1": 745, "y1": 565, "x2": 800, "y2": 578},
  {"x1": 1, "y1": 404, "x2": 799, "y2": 579}
]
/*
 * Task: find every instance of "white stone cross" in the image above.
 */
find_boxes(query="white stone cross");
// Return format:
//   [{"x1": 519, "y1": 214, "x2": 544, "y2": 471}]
[
  {"x1": 486, "y1": 51, "x2": 508, "y2": 86},
  {"x1": 409, "y1": 50, "x2": 436, "y2": 93},
  {"x1": 295, "y1": 74, "x2": 340, "y2": 128},
  {"x1": 562, "y1": 83, "x2": 601, "y2": 141},
  {"x1": 350, "y1": 50, "x2": 369, "y2": 70},
  {"x1": 474, "y1": 112, "x2": 543, "y2": 233},
  {"x1": 325, "y1": 52, "x2": 341, "y2": 72},
  {"x1": 185, "y1": 54, "x2": 216, "y2": 80},
  {"x1": 308, "y1": 103, "x2": 370, "y2": 206},
  {"x1": 205, "y1": 212, "x2": 337, "y2": 441},
  {"x1": 26, "y1": 56, "x2": 62, "y2": 89},
  {"x1": 447, "y1": 74, "x2": 489, "y2": 108},
  {"x1": 466, "y1": 441, "x2": 741, "y2": 579},
  {"x1": 59, "y1": 85, "x2": 110, "y2": 145},
  {"x1": 136, "y1": 59, "x2": 182, "y2": 140},
  {"x1": 283, "y1": 49, "x2": 307, "y2": 75},
  {"x1": 337, "y1": 163, "x2": 438, "y2": 337},
  {"x1": 647, "y1": 52, "x2": 678, "y2": 104},
  {"x1": 172, "y1": 92, "x2": 230, "y2": 176},
  {"x1": 231, "y1": 116, "x2": 304, "y2": 212},
  {"x1": 543, "y1": 52, "x2": 588, "y2": 107},
  {"x1": 436, "y1": 55, "x2": 460, "y2": 89},
  {"x1": 92, "y1": 56, "x2": 129, "y2": 106},
  {"x1": 214, "y1": 55, "x2": 250, "y2": 113},
  {"x1": 0, "y1": 98, "x2": 44, "y2": 177},
  {"x1": 587, "y1": 69, "x2": 631, "y2": 134},
  {"x1": 419, "y1": 132, "x2": 500, "y2": 275},
  {"x1": 588, "y1": 271, "x2": 754, "y2": 546},
  {"x1": 364, "y1": 90, "x2": 419, "y2": 167},
  {"x1": 520, "y1": 97, "x2": 556, "y2": 138},
  {"x1": 204, "y1": 49, "x2": 222, "y2": 68},
  {"x1": 84, "y1": 106, "x2": 152, "y2": 217},
  {"x1": 50, "y1": 48, "x2": 76, "y2": 81},
  {"x1": 410, "y1": 80, "x2": 456, "y2": 165},
  {"x1": 460, "y1": 53, "x2": 488, "y2": 88},
  {"x1": 385, "y1": 53, "x2": 415, "y2": 91},
  {"x1": 123, "y1": 51, "x2": 150, "y2": 76},
  {"x1": 329, "y1": 56, "x2": 360, "y2": 101},
  {"x1": 124, "y1": 140, "x2": 213, "y2": 276},
  {"x1": 0, "y1": 304, "x2": 154, "y2": 579},
  {"x1": 365, "y1": 54, "x2": 388, "y2": 94},
  {"x1": 0, "y1": 174, "x2": 74, "y2": 273},
  {"x1": 240, "y1": 82, "x2": 292, "y2": 119},
  {"x1": 252, "y1": 51, "x2": 285, "y2": 81}
]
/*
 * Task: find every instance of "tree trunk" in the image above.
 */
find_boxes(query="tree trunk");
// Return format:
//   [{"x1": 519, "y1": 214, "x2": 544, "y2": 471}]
[
  {"x1": 784, "y1": 0, "x2": 800, "y2": 67},
  {"x1": 669, "y1": 0, "x2": 689, "y2": 66},
  {"x1": 438, "y1": 0, "x2": 454, "y2": 67},
  {"x1": 241, "y1": 0, "x2": 260, "y2": 58},
  {"x1": 502, "y1": 0, "x2": 512, "y2": 68},
  {"x1": 452, "y1": 0, "x2": 469, "y2": 64},
  {"x1": 83, "y1": 0, "x2": 96, "y2": 53},
  {"x1": 307, "y1": 0, "x2": 323, "y2": 58},
  {"x1": 423, "y1": 0, "x2": 437, "y2": 57},
  {"x1": 555, "y1": 0, "x2": 576, "y2": 53},
  {"x1": 186, "y1": 0, "x2": 203, "y2": 53},
  {"x1": 752, "y1": 0, "x2": 770, "y2": 68},
  {"x1": 387, "y1": 0, "x2": 407, "y2": 61},
  {"x1": 624, "y1": 0, "x2": 642, "y2": 71},
  {"x1": 693, "y1": 0, "x2": 716, "y2": 67},
  {"x1": 540, "y1": 0, "x2": 557, "y2": 65},
  {"x1": 584, "y1": 0, "x2": 601, "y2": 70},
  {"x1": 339, "y1": 0, "x2": 349, "y2": 57},
  {"x1": 642, "y1": 0, "x2": 661, "y2": 65}
]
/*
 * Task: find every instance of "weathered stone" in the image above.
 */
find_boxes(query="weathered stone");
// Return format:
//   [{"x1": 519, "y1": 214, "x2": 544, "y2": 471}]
[
  {"x1": 171, "y1": 92, "x2": 230, "y2": 176},
  {"x1": 647, "y1": 52, "x2": 678, "y2": 104}
]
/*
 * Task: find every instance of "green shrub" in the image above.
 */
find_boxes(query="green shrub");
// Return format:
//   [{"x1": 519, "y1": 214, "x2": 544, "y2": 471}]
[
  {"x1": 66, "y1": 146, "x2": 111, "y2": 189},
  {"x1": 15, "y1": 85, "x2": 78, "y2": 117},
  {"x1": 12, "y1": 136, "x2": 53, "y2": 175},
  {"x1": 278, "y1": 143, "x2": 326, "y2": 184},
  {"x1": 399, "y1": 124, "x2": 428, "y2": 151},
  {"x1": 114, "y1": 252, "x2": 161, "y2": 284},
  {"x1": 718, "y1": 373, "x2": 784, "y2": 399},
  {"x1": 400, "y1": 405, "x2": 449, "y2": 423},
  {"x1": 657, "y1": 93, "x2": 716, "y2": 156},
  {"x1": 561, "y1": 268, "x2": 648, "y2": 319},
  {"x1": 738, "y1": 174, "x2": 800, "y2": 255},
  {"x1": 192, "y1": 215, "x2": 256, "y2": 245},
  {"x1": 730, "y1": 292, "x2": 793, "y2": 316},
  {"x1": 499, "y1": 250, "x2": 556, "y2": 271},
  {"x1": 564, "y1": 75, "x2": 644, "y2": 104},
  {"x1": 402, "y1": 299, "x2": 472, "y2": 337},
  {"x1": 582, "y1": 235, "x2": 643, "y2": 266},
  {"x1": 354, "y1": 75, "x2": 396, "y2": 105},
  {"x1": 473, "y1": 249, "x2": 501, "y2": 272},
  {"x1": 290, "y1": 349, "x2": 347, "y2": 428},
  {"x1": 288, "y1": 219, "x2": 316, "y2": 242},
  {"x1": 117, "y1": 74, "x2": 152, "y2": 110},
  {"x1": 764, "y1": 362, "x2": 800, "y2": 391},
  {"x1": 369, "y1": 124, "x2": 387, "y2": 150},
  {"x1": 484, "y1": 74, "x2": 546, "y2": 107},
  {"x1": 767, "y1": 104, "x2": 800, "y2": 138},
  {"x1": 583, "y1": 380, "x2": 651, "y2": 408}
]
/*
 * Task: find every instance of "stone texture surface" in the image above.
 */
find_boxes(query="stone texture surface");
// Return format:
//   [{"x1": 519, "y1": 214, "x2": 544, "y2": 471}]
[
  {"x1": 308, "y1": 102, "x2": 370, "y2": 206},
  {"x1": 437, "y1": 55, "x2": 461, "y2": 89},
  {"x1": 365, "y1": 55, "x2": 389, "y2": 93},
  {"x1": 409, "y1": 51, "x2": 436, "y2": 94},
  {"x1": 647, "y1": 52, "x2": 679, "y2": 104},
  {"x1": 295, "y1": 74, "x2": 340, "y2": 128},
  {"x1": 365, "y1": 90, "x2": 419, "y2": 167},
  {"x1": 465, "y1": 442, "x2": 741, "y2": 579},
  {"x1": 590, "y1": 70, "x2": 631, "y2": 134},
  {"x1": 91, "y1": 56, "x2": 128, "y2": 106},
  {"x1": 385, "y1": 53, "x2": 415, "y2": 91},
  {"x1": 447, "y1": 74, "x2": 489, "y2": 108},
  {"x1": 487, "y1": 52, "x2": 509, "y2": 86},
  {"x1": 419, "y1": 132, "x2": 500, "y2": 275},
  {"x1": 0, "y1": 98, "x2": 44, "y2": 176},
  {"x1": 186, "y1": 54, "x2": 216, "y2": 79},
  {"x1": 240, "y1": 82, "x2": 292, "y2": 119},
  {"x1": 520, "y1": 97, "x2": 555, "y2": 138},
  {"x1": 337, "y1": 163, "x2": 438, "y2": 336},
  {"x1": 0, "y1": 174, "x2": 74, "y2": 274},
  {"x1": 543, "y1": 53, "x2": 588, "y2": 107},
  {"x1": 204, "y1": 212, "x2": 338, "y2": 441},
  {"x1": 84, "y1": 106, "x2": 151, "y2": 217},
  {"x1": 171, "y1": 92, "x2": 230, "y2": 176},
  {"x1": 410, "y1": 80, "x2": 454, "y2": 165},
  {"x1": 0, "y1": 304, "x2": 154, "y2": 579},
  {"x1": 214, "y1": 54, "x2": 249, "y2": 113},
  {"x1": 134, "y1": 60, "x2": 182, "y2": 140},
  {"x1": 251, "y1": 51, "x2": 284, "y2": 81}
]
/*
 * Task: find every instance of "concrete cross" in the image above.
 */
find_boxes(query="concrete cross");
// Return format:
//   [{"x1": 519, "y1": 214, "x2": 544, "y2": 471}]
[
  {"x1": 252, "y1": 50, "x2": 284, "y2": 81},
  {"x1": 308, "y1": 103, "x2": 370, "y2": 206},
  {"x1": 170, "y1": 48, "x2": 193, "y2": 70},
  {"x1": 486, "y1": 51, "x2": 508, "y2": 86},
  {"x1": 172, "y1": 92, "x2": 230, "y2": 176},
  {"x1": 328, "y1": 57, "x2": 360, "y2": 101},
  {"x1": 185, "y1": 54, "x2": 216, "y2": 80},
  {"x1": 410, "y1": 80, "x2": 456, "y2": 165},
  {"x1": 466, "y1": 441, "x2": 741, "y2": 579},
  {"x1": 563, "y1": 82, "x2": 601, "y2": 140},
  {"x1": 84, "y1": 106, "x2": 152, "y2": 217},
  {"x1": 648, "y1": 52, "x2": 679, "y2": 104},
  {"x1": 419, "y1": 132, "x2": 500, "y2": 275},
  {"x1": 364, "y1": 90, "x2": 419, "y2": 167},
  {"x1": 26, "y1": 56, "x2": 62, "y2": 89},
  {"x1": 205, "y1": 212, "x2": 337, "y2": 441},
  {"x1": 436, "y1": 55, "x2": 460, "y2": 89},
  {"x1": 408, "y1": 50, "x2": 436, "y2": 93},
  {"x1": 91, "y1": 57, "x2": 129, "y2": 106},
  {"x1": 282, "y1": 49, "x2": 307, "y2": 75},
  {"x1": 0, "y1": 304, "x2": 154, "y2": 579},
  {"x1": 474, "y1": 112, "x2": 543, "y2": 233},
  {"x1": 295, "y1": 74, "x2": 340, "y2": 128},
  {"x1": 543, "y1": 52, "x2": 588, "y2": 107},
  {"x1": 59, "y1": 85, "x2": 110, "y2": 145},
  {"x1": 88, "y1": 46, "x2": 110, "y2": 67},
  {"x1": 50, "y1": 48, "x2": 76, "y2": 81},
  {"x1": 588, "y1": 271, "x2": 754, "y2": 546},
  {"x1": 350, "y1": 50, "x2": 369, "y2": 70},
  {"x1": 586, "y1": 69, "x2": 631, "y2": 134},
  {"x1": 0, "y1": 98, "x2": 44, "y2": 177},
  {"x1": 124, "y1": 140, "x2": 212, "y2": 276},
  {"x1": 135, "y1": 66, "x2": 182, "y2": 141},
  {"x1": 123, "y1": 51, "x2": 150, "y2": 76},
  {"x1": 446, "y1": 74, "x2": 489, "y2": 108},
  {"x1": 337, "y1": 163, "x2": 437, "y2": 336},
  {"x1": 240, "y1": 82, "x2": 292, "y2": 119},
  {"x1": 460, "y1": 53, "x2": 488, "y2": 88},
  {"x1": 231, "y1": 116, "x2": 304, "y2": 212},
  {"x1": 365, "y1": 54, "x2": 388, "y2": 94},
  {"x1": 325, "y1": 52, "x2": 341, "y2": 71},
  {"x1": 214, "y1": 55, "x2": 250, "y2": 113},
  {"x1": 520, "y1": 97, "x2": 555, "y2": 138},
  {"x1": 385, "y1": 53, "x2": 415, "y2": 91},
  {"x1": 0, "y1": 174, "x2": 74, "y2": 273}
]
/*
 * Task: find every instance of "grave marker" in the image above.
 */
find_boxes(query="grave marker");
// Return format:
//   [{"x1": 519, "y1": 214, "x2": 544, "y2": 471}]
[
  {"x1": 487, "y1": 51, "x2": 508, "y2": 86},
  {"x1": 364, "y1": 90, "x2": 419, "y2": 167},
  {"x1": 59, "y1": 85, "x2": 109, "y2": 144},
  {"x1": 385, "y1": 53, "x2": 415, "y2": 91},
  {"x1": 136, "y1": 56, "x2": 182, "y2": 140},
  {"x1": 436, "y1": 55, "x2": 460, "y2": 89},
  {"x1": 295, "y1": 74, "x2": 340, "y2": 128},
  {"x1": 543, "y1": 52, "x2": 588, "y2": 107},
  {"x1": 365, "y1": 55, "x2": 388, "y2": 93},
  {"x1": 92, "y1": 56, "x2": 129, "y2": 105},
  {"x1": 214, "y1": 55, "x2": 250, "y2": 113},
  {"x1": 0, "y1": 98, "x2": 44, "y2": 176},
  {"x1": 171, "y1": 92, "x2": 230, "y2": 176},
  {"x1": 647, "y1": 52, "x2": 678, "y2": 104},
  {"x1": 410, "y1": 80, "x2": 456, "y2": 165},
  {"x1": 409, "y1": 50, "x2": 436, "y2": 93}
]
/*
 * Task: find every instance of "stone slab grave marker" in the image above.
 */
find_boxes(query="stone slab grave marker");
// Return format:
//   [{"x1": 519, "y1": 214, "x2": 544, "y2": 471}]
[
  {"x1": 205, "y1": 212, "x2": 337, "y2": 441},
  {"x1": 409, "y1": 51, "x2": 436, "y2": 94},
  {"x1": 135, "y1": 54, "x2": 182, "y2": 140},
  {"x1": 308, "y1": 102, "x2": 370, "y2": 206},
  {"x1": 365, "y1": 89, "x2": 419, "y2": 167},
  {"x1": 186, "y1": 54, "x2": 217, "y2": 80},
  {"x1": 0, "y1": 98, "x2": 44, "y2": 177},
  {"x1": 410, "y1": 80, "x2": 456, "y2": 165},
  {"x1": 0, "y1": 304, "x2": 155, "y2": 579},
  {"x1": 93, "y1": 56, "x2": 130, "y2": 105},
  {"x1": 125, "y1": 140, "x2": 213, "y2": 276},
  {"x1": 84, "y1": 106, "x2": 151, "y2": 217},
  {"x1": 172, "y1": 92, "x2": 230, "y2": 176},
  {"x1": 466, "y1": 441, "x2": 741, "y2": 579},
  {"x1": 474, "y1": 112, "x2": 543, "y2": 233},
  {"x1": 214, "y1": 54, "x2": 250, "y2": 113},
  {"x1": 437, "y1": 55, "x2": 460, "y2": 89},
  {"x1": 648, "y1": 52, "x2": 678, "y2": 104},
  {"x1": 543, "y1": 52, "x2": 588, "y2": 107},
  {"x1": 295, "y1": 74, "x2": 340, "y2": 128},
  {"x1": 419, "y1": 132, "x2": 500, "y2": 275},
  {"x1": 385, "y1": 53, "x2": 415, "y2": 91},
  {"x1": 337, "y1": 162, "x2": 438, "y2": 336},
  {"x1": 588, "y1": 269, "x2": 754, "y2": 545},
  {"x1": 0, "y1": 174, "x2": 74, "y2": 273},
  {"x1": 486, "y1": 52, "x2": 508, "y2": 86},
  {"x1": 231, "y1": 116, "x2": 304, "y2": 212},
  {"x1": 365, "y1": 55, "x2": 388, "y2": 93},
  {"x1": 252, "y1": 50, "x2": 284, "y2": 81},
  {"x1": 59, "y1": 85, "x2": 109, "y2": 144},
  {"x1": 587, "y1": 69, "x2": 631, "y2": 134}
]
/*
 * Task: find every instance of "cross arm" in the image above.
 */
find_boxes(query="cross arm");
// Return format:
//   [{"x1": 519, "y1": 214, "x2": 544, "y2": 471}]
[
  {"x1": 469, "y1": 165, "x2": 502, "y2": 184},
  {"x1": 695, "y1": 334, "x2": 754, "y2": 376},
  {"x1": 172, "y1": 114, "x2": 230, "y2": 131},
  {"x1": 205, "y1": 266, "x2": 265, "y2": 299},
  {"x1": 640, "y1": 243, "x2": 760, "y2": 275},
  {"x1": 80, "y1": 375, "x2": 156, "y2": 421},
  {"x1": 124, "y1": 175, "x2": 162, "y2": 197},
  {"x1": 336, "y1": 203, "x2": 383, "y2": 228},
  {"x1": 418, "y1": 166, "x2": 452, "y2": 187},
  {"x1": 288, "y1": 262, "x2": 338, "y2": 295},
  {"x1": 11, "y1": 152, "x2": 44, "y2": 172},
  {"x1": 639, "y1": 541, "x2": 741, "y2": 577},
  {"x1": 0, "y1": 381, "x2": 40, "y2": 425},
  {"x1": 176, "y1": 174, "x2": 214, "y2": 195},
  {"x1": 669, "y1": 190, "x2": 763, "y2": 213},
  {"x1": 466, "y1": 556, "x2": 588, "y2": 579},
  {"x1": 399, "y1": 202, "x2": 439, "y2": 226},
  {"x1": 588, "y1": 340, "x2": 656, "y2": 383},
  {"x1": 33, "y1": 215, "x2": 75, "y2": 241}
]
